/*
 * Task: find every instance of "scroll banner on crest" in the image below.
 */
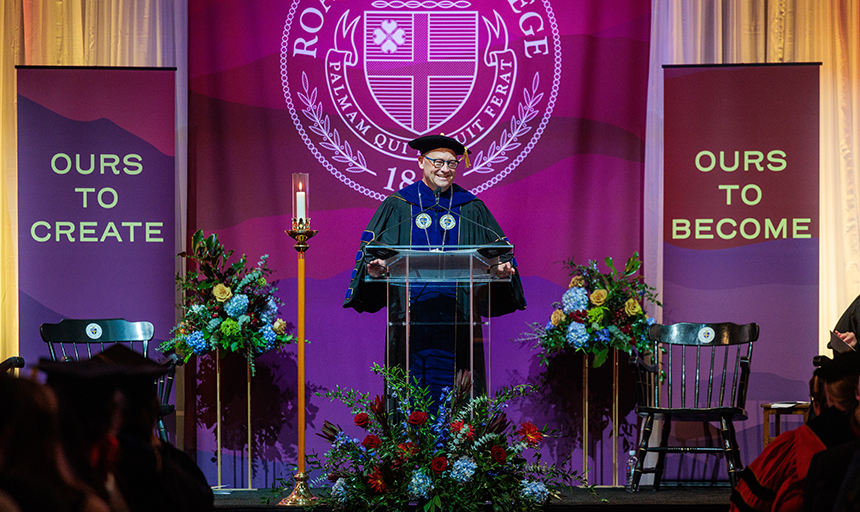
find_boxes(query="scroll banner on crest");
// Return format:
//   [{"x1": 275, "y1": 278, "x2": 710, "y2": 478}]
[
  {"x1": 663, "y1": 64, "x2": 819, "y2": 450},
  {"x1": 16, "y1": 66, "x2": 176, "y2": 368}
]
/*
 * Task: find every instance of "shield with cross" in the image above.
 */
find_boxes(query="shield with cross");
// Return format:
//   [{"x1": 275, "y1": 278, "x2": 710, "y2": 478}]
[{"x1": 363, "y1": 11, "x2": 478, "y2": 135}]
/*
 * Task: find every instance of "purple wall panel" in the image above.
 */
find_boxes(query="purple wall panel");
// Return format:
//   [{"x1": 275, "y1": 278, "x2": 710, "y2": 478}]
[{"x1": 188, "y1": 0, "x2": 650, "y2": 487}]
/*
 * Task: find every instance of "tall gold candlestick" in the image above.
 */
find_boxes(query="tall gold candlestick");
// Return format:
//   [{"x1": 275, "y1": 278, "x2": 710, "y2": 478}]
[{"x1": 281, "y1": 173, "x2": 317, "y2": 507}]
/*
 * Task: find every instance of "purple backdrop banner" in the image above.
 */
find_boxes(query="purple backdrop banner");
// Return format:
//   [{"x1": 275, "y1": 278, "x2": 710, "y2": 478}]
[
  {"x1": 188, "y1": 0, "x2": 651, "y2": 487},
  {"x1": 663, "y1": 64, "x2": 820, "y2": 479},
  {"x1": 17, "y1": 67, "x2": 176, "y2": 368}
]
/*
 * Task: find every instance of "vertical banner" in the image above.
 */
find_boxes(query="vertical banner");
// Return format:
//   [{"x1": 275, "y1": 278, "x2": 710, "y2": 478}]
[
  {"x1": 17, "y1": 67, "x2": 176, "y2": 368},
  {"x1": 663, "y1": 64, "x2": 819, "y2": 472}
]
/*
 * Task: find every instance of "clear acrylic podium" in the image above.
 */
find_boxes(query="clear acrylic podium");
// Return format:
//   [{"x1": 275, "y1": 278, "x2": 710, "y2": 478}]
[{"x1": 365, "y1": 244, "x2": 512, "y2": 401}]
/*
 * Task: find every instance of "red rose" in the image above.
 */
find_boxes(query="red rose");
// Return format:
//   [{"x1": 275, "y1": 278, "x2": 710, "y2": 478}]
[
  {"x1": 361, "y1": 434, "x2": 381, "y2": 450},
  {"x1": 354, "y1": 412, "x2": 370, "y2": 428},
  {"x1": 408, "y1": 411, "x2": 428, "y2": 426},
  {"x1": 430, "y1": 456, "x2": 448, "y2": 474},
  {"x1": 491, "y1": 445, "x2": 507, "y2": 463}
]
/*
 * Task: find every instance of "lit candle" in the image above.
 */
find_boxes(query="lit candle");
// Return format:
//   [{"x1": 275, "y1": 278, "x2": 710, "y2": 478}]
[{"x1": 296, "y1": 184, "x2": 306, "y2": 220}]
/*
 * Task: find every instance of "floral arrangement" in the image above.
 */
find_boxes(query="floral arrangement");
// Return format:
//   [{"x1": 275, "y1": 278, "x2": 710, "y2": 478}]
[
  {"x1": 299, "y1": 364, "x2": 586, "y2": 512},
  {"x1": 159, "y1": 230, "x2": 295, "y2": 373},
  {"x1": 527, "y1": 252, "x2": 660, "y2": 368}
]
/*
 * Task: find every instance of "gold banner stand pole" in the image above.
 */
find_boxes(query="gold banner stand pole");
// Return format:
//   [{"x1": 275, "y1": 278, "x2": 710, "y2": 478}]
[
  {"x1": 216, "y1": 349, "x2": 222, "y2": 488},
  {"x1": 247, "y1": 362, "x2": 252, "y2": 489},
  {"x1": 612, "y1": 349, "x2": 619, "y2": 486},
  {"x1": 583, "y1": 355, "x2": 589, "y2": 485},
  {"x1": 280, "y1": 203, "x2": 317, "y2": 506}
]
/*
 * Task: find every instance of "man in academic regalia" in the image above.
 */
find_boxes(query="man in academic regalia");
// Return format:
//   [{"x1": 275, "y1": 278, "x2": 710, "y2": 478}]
[
  {"x1": 833, "y1": 295, "x2": 860, "y2": 350},
  {"x1": 344, "y1": 135, "x2": 526, "y2": 402}
]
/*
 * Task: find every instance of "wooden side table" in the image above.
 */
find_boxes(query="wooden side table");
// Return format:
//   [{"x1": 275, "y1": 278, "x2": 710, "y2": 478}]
[{"x1": 762, "y1": 402, "x2": 810, "y2": 446}]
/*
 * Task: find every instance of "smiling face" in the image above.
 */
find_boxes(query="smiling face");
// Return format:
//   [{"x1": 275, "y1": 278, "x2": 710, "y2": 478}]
[{"x1": 419, "y1": 148, "x2": 459, "y2": 192}]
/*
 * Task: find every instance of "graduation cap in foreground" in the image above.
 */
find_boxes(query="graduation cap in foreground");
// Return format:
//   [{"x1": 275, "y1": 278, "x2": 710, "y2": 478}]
[
  {"x1": 814, "y1": 350, "x2": 860, "y2": 383},
  {"x1": 38, "y1": 343, "x2": 168, "y2": 381}
]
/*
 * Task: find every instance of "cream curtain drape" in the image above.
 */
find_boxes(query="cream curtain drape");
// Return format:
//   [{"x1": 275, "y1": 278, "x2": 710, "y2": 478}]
[
  {"x1": 643, "y1": 0, "x2": 860, "y2": 354},
  {"x1": 0, "y1": 0, "x2": 187, "y2": 361}
]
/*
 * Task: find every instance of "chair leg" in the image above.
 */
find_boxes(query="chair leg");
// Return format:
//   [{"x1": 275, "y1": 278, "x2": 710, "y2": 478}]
[
  {"x1": 633, "y1": 414, "x2": 654, "y2": 491},
  {"x1": 720, "y1": 416, "x2": 740, "y2": 487},
  {"x1": 653, "y1": 418, "x2": 671, "y2": 490},
  {"x1": 725, "y1": 418, "x2": 743, "y2": 485},
  {"x1": 157, "y1": 417, "x2": 169, "y2": 443}
]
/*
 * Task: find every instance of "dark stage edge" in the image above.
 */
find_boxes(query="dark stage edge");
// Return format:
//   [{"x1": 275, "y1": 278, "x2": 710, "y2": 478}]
[{"x1": 213, "y1": 487, "x2": 731, "y2": 511}]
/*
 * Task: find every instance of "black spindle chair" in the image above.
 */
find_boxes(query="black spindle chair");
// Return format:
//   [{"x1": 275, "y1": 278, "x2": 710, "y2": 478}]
[
  {"x1": 39, "y1": 318, "x2": 180, "y2": 443},
  {"x1": 629, "y1": 322, "x2": 759, "y2": 490}
]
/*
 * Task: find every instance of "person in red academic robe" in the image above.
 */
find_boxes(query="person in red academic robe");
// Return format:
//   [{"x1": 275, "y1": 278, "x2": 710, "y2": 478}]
[{"x1": 729, "y1": 352, "x2": 860, "y2": 512}]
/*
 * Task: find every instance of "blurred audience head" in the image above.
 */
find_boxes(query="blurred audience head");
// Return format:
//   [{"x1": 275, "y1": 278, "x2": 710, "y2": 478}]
[{"x1": 814, "y1": 351, "x2": 860, "y2": 413}]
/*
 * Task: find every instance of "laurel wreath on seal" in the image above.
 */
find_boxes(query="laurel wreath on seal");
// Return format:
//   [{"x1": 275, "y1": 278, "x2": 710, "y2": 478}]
[
  {"x1": 464, "y1": 72, "x2": 543, "y2": 176},
  {"x1": 298, "y1": 69, "x2": 542, "y2": 180},
  {"x1": 298, "y1": 71, "x2": 374, "y2": 176}
]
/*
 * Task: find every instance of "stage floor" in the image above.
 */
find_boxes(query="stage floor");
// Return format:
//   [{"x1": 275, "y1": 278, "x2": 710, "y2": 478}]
[{"x1": 213, "y1": 486, "x2": 731, "y2": 511}]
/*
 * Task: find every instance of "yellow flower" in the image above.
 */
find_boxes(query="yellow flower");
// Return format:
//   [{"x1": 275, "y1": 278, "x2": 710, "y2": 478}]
[
  {"x1": 624, "y1": 298, "x2": 643, "y2": 316},
  {"x1": 569, "y1": 276, "x2": 584, "y2": 288},
  {"x1": 550, "y1": 309, "x2": 565, "y2": 326},
  {"x1": 213, "y1": 283, "x2": 233, "y2": 302},
  {"x1": 590, "y1": 289, "x2": 608, "y2": 306},
  {"x1": 273, "y1": 318, "x2": 287, "y2": 335}
]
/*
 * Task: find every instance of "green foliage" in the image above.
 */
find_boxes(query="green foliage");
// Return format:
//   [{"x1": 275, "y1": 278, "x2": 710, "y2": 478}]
[
  {"x1": 524, "y1": 252, "x2": 661, "y2": 368},
  {"x1": 297, "y1": 364, "x2": 588, "y2": 511},
  {"x1": 158, "y1": 229, "x2": 297, "y2": 374}
]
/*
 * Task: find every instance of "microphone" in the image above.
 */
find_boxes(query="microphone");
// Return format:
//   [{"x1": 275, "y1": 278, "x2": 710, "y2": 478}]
[{"x1": 366, "y1": 184, "x2": 513, "y2": 260}]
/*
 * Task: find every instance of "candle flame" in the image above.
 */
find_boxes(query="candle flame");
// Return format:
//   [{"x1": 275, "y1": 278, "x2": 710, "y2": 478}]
[{"x1": 298, "y1": 181, "x2": 303, "y2": 191}]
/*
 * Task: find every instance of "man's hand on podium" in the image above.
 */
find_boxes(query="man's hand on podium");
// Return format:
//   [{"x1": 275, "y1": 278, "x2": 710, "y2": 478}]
[
  {"x1": 367, "y1": 259, "x2": 387, "y2": 278},
  {"x1": 493, "y1": 261, "x2": 515, "y2": 278}
]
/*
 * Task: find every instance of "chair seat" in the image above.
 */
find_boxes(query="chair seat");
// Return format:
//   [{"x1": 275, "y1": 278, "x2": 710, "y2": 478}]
[{"x1": 637, "y1": 406, "x2": 748, "y2": 423}]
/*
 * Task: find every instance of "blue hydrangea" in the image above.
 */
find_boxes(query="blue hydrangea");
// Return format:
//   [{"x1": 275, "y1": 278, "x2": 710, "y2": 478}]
[
  {"x1": 595, "y1": 328, "x2": 610, "y2": 344},
  {"x1": 185, "y1": 330, "x2": 209, "y2": 355},
  {"x1": 647, "y1": 316, "x2": 656, "y2": 325},
  {"x1": 545, "y1": 321, "x2": 555, "y2": 331},
  {"x1": 258, "y1": 324, "x2": 277, "y2": 351},
  {"x1": 520, "y1": 480, "x2": 549, "y2": 502},
  {"x1": 330, "y1": 478, "x2": 348, "y2": 503},
  {"x1": 566, "y1": 322, "x2": 589, "y2": 349},
  {"x1": 224, "y1": 293, "x2": 249, "y2": 318},
  {"x1": 561, "y1": 287, "x2": 588, "y2": 313},
  {"x1": 260, "y1": 298, "x2": 278, "y2": 324},
  {"x1": 450, "y1": 458, "x2": 477, "y2": 483},
  {"x1": 407, "y1": 471, "x2": 434, "y2": 500},
  {"x1": 189, "y1": 304, "x2": 206, "y2": 316}
]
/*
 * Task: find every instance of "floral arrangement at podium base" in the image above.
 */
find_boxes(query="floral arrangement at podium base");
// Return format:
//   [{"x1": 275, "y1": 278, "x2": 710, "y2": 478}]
[
  {"x1": 160, "y1": 229, "x2": 296, "y2": 373},
  {"x1": 527, "y1": 252, "x2": 661, "y2": 368},
  {"x1": 295, "y1": 364, "x2": 587, "y2": 512}
]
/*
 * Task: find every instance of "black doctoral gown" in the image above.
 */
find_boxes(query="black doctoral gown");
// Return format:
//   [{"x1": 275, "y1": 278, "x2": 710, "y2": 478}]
[{"x1": 343, "y1": 181, "x2": 526, "y2": 400}]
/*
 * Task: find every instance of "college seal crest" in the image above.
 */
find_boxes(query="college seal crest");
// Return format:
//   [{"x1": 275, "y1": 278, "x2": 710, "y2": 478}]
[{"x1": 281, "y1": 0, "x2": 561, "y2": 200}]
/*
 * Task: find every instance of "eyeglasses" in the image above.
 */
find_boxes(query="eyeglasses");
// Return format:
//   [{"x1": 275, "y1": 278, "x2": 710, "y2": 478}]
[{"x1": 423, "y1": 157, "x2": 460, "y2": 170}]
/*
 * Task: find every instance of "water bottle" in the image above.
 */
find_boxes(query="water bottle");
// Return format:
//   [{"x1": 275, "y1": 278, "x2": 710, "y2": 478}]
[{"x1": 625, "y1": 450, "x2": 638, "y2": 492}]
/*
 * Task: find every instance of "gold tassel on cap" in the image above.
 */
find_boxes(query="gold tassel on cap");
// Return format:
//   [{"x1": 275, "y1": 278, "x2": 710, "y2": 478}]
[{"x1": 463, "y1": 144, "x2": 471, "y2": 168}]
